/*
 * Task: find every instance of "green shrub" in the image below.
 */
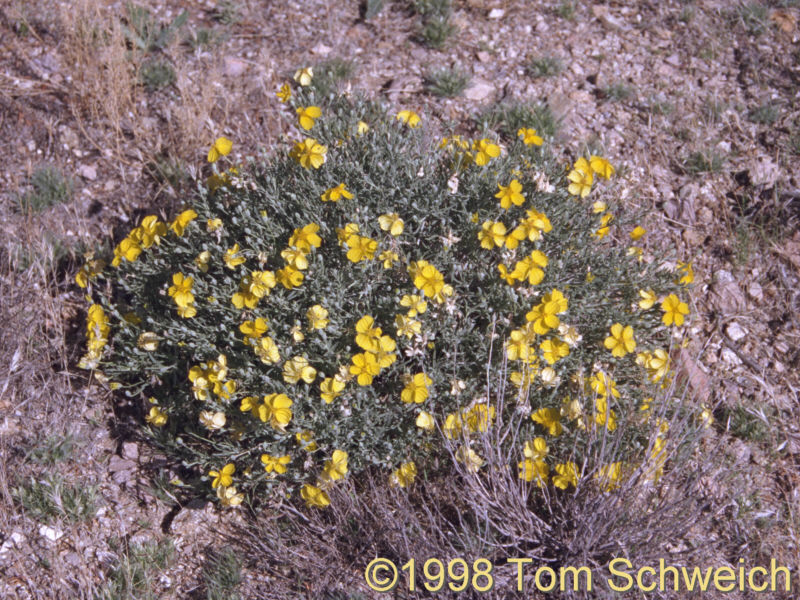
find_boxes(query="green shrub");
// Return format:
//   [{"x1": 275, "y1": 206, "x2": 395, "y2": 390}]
[
  {"x1": 16, "y1": 164, "x2": 72, "y2": 212},
  {"x1": 424, "y1": 66, "x2": 470, "y2": 97},
  {"x1": 80, "y1": 83, "x2": 693, "y2": 509}
]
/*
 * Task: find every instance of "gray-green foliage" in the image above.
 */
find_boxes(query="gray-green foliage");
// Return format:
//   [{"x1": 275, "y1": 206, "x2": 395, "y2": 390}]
[
  {"x1": 13, "y1": 475, "x2": 97, "y2": 524},
  {"x1": 86, "y1": 89, "x2": 687, "y2": 504},
  {"x1": 17, "y1": 164, "x2": 72, "y2": 213}
]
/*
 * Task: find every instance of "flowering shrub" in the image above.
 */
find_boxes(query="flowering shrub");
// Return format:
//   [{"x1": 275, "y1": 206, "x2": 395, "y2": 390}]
[{"x1": 79, "y1": 82, "x2": 694, "y2": 508}]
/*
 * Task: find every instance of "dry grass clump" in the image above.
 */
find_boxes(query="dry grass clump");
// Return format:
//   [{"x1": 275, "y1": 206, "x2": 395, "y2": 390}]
[{"x1": 232, "y1": 370, "x2": 722, "y2": 599}]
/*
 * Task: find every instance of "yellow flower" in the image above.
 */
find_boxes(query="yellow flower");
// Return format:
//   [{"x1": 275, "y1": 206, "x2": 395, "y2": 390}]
[
  {"x1": 355, "y1": 315, "x2": 382, "y2": 351},
  {"x1": 472, "y1": 138, "x2": 501, "y2": 166},
  {"x1": 137, "y1": 332, "x2": 159, "y2": 351},
  {"x1": 409, "y1": 260, "x2": 446, "y2": 300},
  {"x1": 357, "y1": 120, "x2": 369, "y2": 135},
  {"x1": 294, "y1": 67, "x2": 313, "y2": 86},
  {"x1": 207, "y1": 137, "x2": 233, "y2": 163},
  {"x1": 217, "y1": 485, "x2": 244, "y2": 507},
  {"x1": 455, "y1": 446, "x2": 485, "y2": 473},
  {"x1": 111, "y1": 237, "x2": 142, "y2": 267},
  {"x1": 170, "y1": 209, "x2": 197, "y2": 236},
  {"x1": 604, "y1": 323, "x2": 636, "y2": 357},
  {"x1": 209, "y1": 463, "x2": 235, "y2": 489},
  {"x1": 495, "y1": 179, "x2": 525, "y2": 209},
  {"x1": 261, "y1": 454, "x2": 291, "y2": 474},
  {"x1": 207, "y1": 218, "x2": 223, "y2": 232},
  {"x1": 517, "y1": 127, "x2": 543, "y2": 146},
  {"x1": 291, "y1": 324, "x2": 305, "y2": 342},
  {"x1": 416, "y1": 411, "x2": 435, "y2": 431},
  {"x1": 321, "y1": 183, "x2": 353, "y2": 202},
  {"x1": 676, "y1": 261, "x2": 694, "y2": 285},
  {"x1": 531, "y1": 407, "x2": 562, "y2": 436},
  {"x1": 465, "y1": 403, "x2": 494, "y2": 433},
  {"x1": 276, "y1": 82, "x2": 291, "y2": 102},
  {"x1": 320, "y1": 376, "x2": 346, "y2": 403},
  {"x1": 594, "y1": 396, "x2": 617, "y2": 431},
  {"x1": 289, "y1": 224, "x2": 322, "y2": 252},
  {"x1": 378, "y1": 213, "x2": 404, "y2": 236},
  {"x1": 350, "y1": 352, "x2": 380, "y2": 386},
  {"x1": 478, "y1": 221, "x2": 507, "y2": 249},
  {"x1": 661, "y1": 294, "x2": 689, "y2": 326},
  {"x1": 145, "y1": 406, "x2": 167, "y2": 427},
  {"x1": 638, "y1": 289, "x2": 657, "y2": 309},
  {"x1": 594, "y1": 212, "x2": 613, "y2": 239},
  {"x1": 259, "y1": 393, "x2": 293, "y2": 430},
  {"x1": 589, "y1": 155, "x2": 614, "y2": 179},
  {"x1": 400, "y1": 294, "x2": 427, "y2": 317},
  {"x1": 396, "y1": 110, "x2": 421, "y2": 128},
  {"x1": 567, "y1": 164, "x2": 593, "y2": 198},
  {"x1": 540, "y1": 338, "x2": 570, "y2": 364},
  {"x1": 297, "y1": 105, "x2": 322, "y2": 130},
  {"x1": 281, "y1": 247, "x2": 308, "y2": 270},
  {"x1": 379, "y1": 250, "x2": 399, "y2": 269},
  {"x1": 553, "y1": 462, "x2": 579, "y2": 489},
  {"x1": 395, "y1": 314, "x2": 421, "y2": 338},
  {"x1": 524, "y1": 437, "x2": 548, "y2": 460},
  {"x1": 592, "y1": 200, "x2": 607, "y2": 214},
  {"x1": 290, "y1": 138, "x2": 327, "y2": 169},
  {"x1": 595, "y1": 462, "x2": 624, "y2": 492},
  {"x1": 199, "y1": 410, "x2": 226, "y2": 430},
  {"x1": 195, "y1": 251, "x2": 211, "y2": 272},
  {"x1": 589, "y1": 371, "x2": 620, "y2": 400},
  {"x1": 518, "y1": 459, "x2": 548, "y2": 486},
  {"x1": 307, "y1": 305, "x2": 329, "y2": 330},
  {"x1": 401, "y1": 372, "x2": 432, "y2": 404},
  {"x1": 390, "y1": 461, "x2": 417, "y2": 488},
  {"x1": 167, "y1": 273, "x2": 194, "y2": 308},
  {"x1": 283, "y1": 356, "x2": 317, "y2": 385},
  {"x1": 240, "y1": 317, "x2": 268, "y2": 345},
  {"x1": 630, "y1": 226, "x2": 646, "y2": 241},
  {"x1": 345, "y1": 234, "x2": 378, "y2": 262},
  {"x1": 322, "y1": 449, "x2": 348, "y2": 481},
  {"x1": 443, "y1": 413, "x2": 463, "y2": 439},
  {"x1": 254, "y1": 336, "x2": 280, "y2": 364},
  {"x1": 301, "y1": 484, "x2": 330, "y2": 508},
  {"x1": 276, "y1": 266, "x2": 304, "y2": 289},
  {"x1": 224, "y1": 244, "x2": 246, "y2": 269},
  {"x1": 296, "y1": 430, "x2": 318, "y2": 452}
]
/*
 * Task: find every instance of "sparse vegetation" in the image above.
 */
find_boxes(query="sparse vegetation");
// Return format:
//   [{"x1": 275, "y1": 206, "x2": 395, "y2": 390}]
[
  {"x1": 602, "y1": 81, "x2": 635, "y2": 102},
  {"x1": 683, "y1": 148, "x2": 725, "y2": 174},
  {"x1": 310, "y1": 58, "x2": 356, "y2": 97},
  {"x1": 140, "y1": 58, "x2": 176, "y2": 90},
  {"x1": 424, "y1": 65, "x2": 470, "y2": 97},
  {"x1": 13, "y1": 475, "x2": 97, "y2": 524},
  {"x1": 478, "y1": 99, "x2": 560, "y2": 139},
  {"x1": 204, "y1": 547, "x2": 242, "y2": 600},
  {"x1": 526, "y1": 55, "x2": 563, "y2": 78},
  {"x1": 98, "y1": 539, "x2": 174, "y2": 600},
  {"x1": 16, "y1": 164, "x2": 72, "y2": 213},
  {"x1": 122, "y1": 4, "x2": 188, "y2": 52},
  {"x1": 748, "y1": 102, "x2": 779, "y2": 125}
]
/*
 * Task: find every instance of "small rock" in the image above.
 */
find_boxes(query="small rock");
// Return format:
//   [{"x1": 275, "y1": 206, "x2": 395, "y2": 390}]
[
  {"x1": 223, "y1": 57, "x2": 248, "y2": 77},
  {"x1": 108, "y1": 456, "x2": 136, "y2": 473},
  {"x1": 78, "y1": 164, "x2": 97, "y2": 181},
  {"x1": 749, "y1": 156, "x2": 780, "y2": 189},
  {"x1": 710, "y1": 270, "x2": 746, "y2": 314},
  {"x1": 747, "y1": 282, "x2": 763, "y2": 301},
  {"x1": 487, "y1": 8, "x2": 504, "y2": 19},
  {"x1": 463, "y1": 79, "x2": 494, "y2": 102},
  {"x1": 122, "y1": 442, "x2": 139, "y2": 461},
  {"x1": 39, "y1": 525, "x2": 64, "y2": 542},
  {"x1": 721, "y1": 347, "x2": 742, "y2": 366},
  {"x1": 726, "y1": 322, "x2": 747, "y2": 342},
  {"x1": 311, "y1": 43, "x2": 332, "y2": 55},
  {"x1": 0, "y1": 532, "x2": 25, "y2": 555},
  {"x1": 476, "y1": 51, "x2": 491, "y2": 63}
]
